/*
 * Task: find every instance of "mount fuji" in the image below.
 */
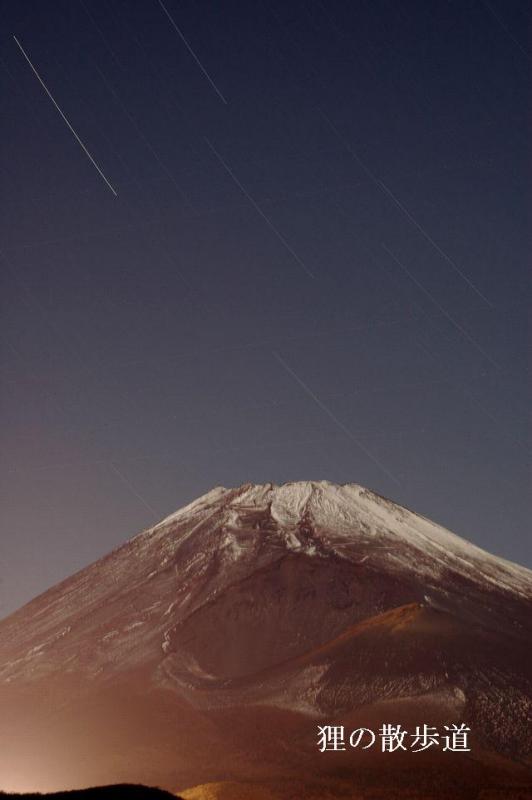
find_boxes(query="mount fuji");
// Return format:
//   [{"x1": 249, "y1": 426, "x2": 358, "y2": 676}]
[{"x1": 0, "y1": 481, "x2": 531, "y2": 797}]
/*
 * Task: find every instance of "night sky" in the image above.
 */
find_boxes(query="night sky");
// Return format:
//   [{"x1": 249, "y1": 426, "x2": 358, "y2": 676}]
[{"x1": 1, "y1": 0, "x2": 530, "y2": 617}]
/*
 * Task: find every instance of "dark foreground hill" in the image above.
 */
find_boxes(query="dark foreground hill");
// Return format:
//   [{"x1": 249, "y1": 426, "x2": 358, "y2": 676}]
[
  {"x1": 0, "y1": 482, "x2": 530, "y2": 797},
  {"x1": 0, "y1": 786, "x2": 182, "y2": 800}
]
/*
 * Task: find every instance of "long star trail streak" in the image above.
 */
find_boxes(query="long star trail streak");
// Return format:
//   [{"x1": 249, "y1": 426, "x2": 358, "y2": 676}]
[
  {"x1": 204, "y1": 137, "x2": 315, "y2": 278},
  {"x1": 415, "y1": 340, "x2": 530, "y2": 457},
  {"x1": 320, "y1": 111, "x2": 493, "y2": 308},
  {"x1": 381, "y1": 244, "x2": 500, "y2": 369},
  {"x1": 78, "y1": 0, "x2": 125, "y2": 72},
  {"x1": 13, "y1": 35, "x2": 118, "y2": 196},
  {"x1": 377, "y1": 180, "x2": 494, "y2": 308},
  {"x1": 93, "y1": 61, "x2": 195, "y2": 211},
  {"x1": 272, "y1": 351, "x2": 401, "y2": 485},
  {"x1": 157, "y1": 0, "x2": 228, "y2": 104},
  {"x1": 110, "y1": 1, "x2": 198, "y2": 146},
  {"x1": 480, "y1": 0, "x2": 531, "y2": 61},
  {"x1": 84, "y1": 61, "x2": 195, "y2": 294},
  {"x1": 331, "y1": 202, "x2": 490, "y2": 373},
  {"x1": 109, "y1": 463, "x2": 159, "y2": 517}
]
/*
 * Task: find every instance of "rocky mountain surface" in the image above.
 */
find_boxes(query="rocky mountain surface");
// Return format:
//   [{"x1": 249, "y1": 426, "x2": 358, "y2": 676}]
[{"x1": 0, "y1": 481, "x2": 531, "y2": 797}]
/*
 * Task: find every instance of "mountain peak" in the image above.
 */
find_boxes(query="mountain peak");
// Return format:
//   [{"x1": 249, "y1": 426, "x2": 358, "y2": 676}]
[
  {"x1": 154, "y1": 479, "x2": 349, "y2": 525},
  {"x1": 144, "y1": 480, "x2": 530, "y2": 599}
]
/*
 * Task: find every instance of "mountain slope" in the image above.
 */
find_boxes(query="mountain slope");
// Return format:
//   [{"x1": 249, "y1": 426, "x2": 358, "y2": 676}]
[{"x1": 0, "y1": 481, "x2": 531, "y2": 796}]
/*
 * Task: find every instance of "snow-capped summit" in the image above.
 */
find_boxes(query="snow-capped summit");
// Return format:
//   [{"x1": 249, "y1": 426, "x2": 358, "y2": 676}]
[{"x1": 148, "y1": 480, "x2": 531, "y2": 599}]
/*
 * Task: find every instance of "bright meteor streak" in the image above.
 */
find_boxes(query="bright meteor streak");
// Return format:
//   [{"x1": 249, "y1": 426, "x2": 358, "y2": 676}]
[{"x1": 13, "y1": 35, "x2": 118, "y2": 196}]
